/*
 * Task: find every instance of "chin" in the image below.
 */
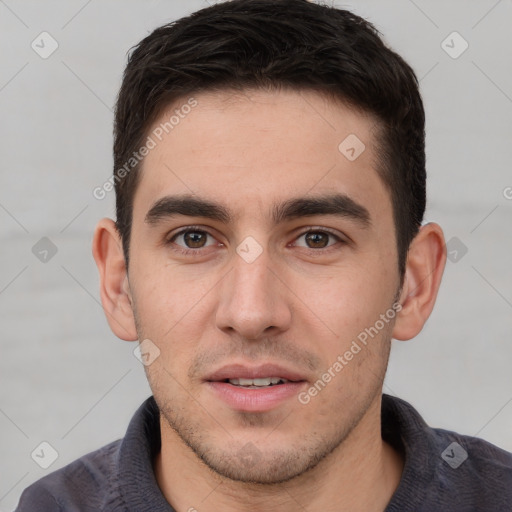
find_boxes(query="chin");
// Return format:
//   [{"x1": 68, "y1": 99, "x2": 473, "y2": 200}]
[
  {"x1": 178, "y1": 426, "x2": 348, "y2": 486},
  {"x1": 198, "y1": 446, "x2": 323, "y2": 485}
]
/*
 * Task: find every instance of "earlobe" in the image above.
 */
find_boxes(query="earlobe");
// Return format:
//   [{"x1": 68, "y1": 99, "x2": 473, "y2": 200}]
[
  {"x1": 92, "y1": 218, "x2": 138, "y2": 341},
  {"x1": 392, "y1": 222, "x2": 446, "y2": 341}
]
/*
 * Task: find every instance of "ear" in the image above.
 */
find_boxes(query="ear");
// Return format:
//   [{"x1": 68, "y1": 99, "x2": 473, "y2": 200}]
[
  {"x1": 392, "y1": 222, "x2": 446, "y2": 341},
  {"x1": 92, "y1": 218, "x2": 138, "y2": 341}
]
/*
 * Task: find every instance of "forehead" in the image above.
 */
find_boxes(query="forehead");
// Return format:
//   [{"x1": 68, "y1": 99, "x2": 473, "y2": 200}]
[{"x1": 132, "y1": 88, "x2": 391, "y2": 226}]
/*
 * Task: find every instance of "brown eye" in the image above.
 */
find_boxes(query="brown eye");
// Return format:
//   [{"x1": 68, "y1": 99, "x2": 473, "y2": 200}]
[
  {"x1": 304, "y1": 232, "x2": 330, "y2": 248},
  {"x1": 183, "y1": 231, "x2": 207, "y2": 248},
  {"x1": 294, "y1": 229, "x2": 340, "y2": 249},
  {"x1": 168, "y1": 228, "x2": 216, "y2": 252}
]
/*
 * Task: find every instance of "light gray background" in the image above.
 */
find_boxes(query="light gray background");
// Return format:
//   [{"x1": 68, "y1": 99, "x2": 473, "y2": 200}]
[{"x1": 1, "y1": 0, "x2": 511, "y2": 509}]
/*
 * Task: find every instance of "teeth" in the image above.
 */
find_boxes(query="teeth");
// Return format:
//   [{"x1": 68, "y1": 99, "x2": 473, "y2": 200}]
[{"x1": 228, "y1": 377, "x2": 289, "y2": 387}]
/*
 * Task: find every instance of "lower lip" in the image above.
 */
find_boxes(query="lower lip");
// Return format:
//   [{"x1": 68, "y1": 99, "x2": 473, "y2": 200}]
[{"x1": 206, "y1": 381, "x2": 306, "y2": 412}]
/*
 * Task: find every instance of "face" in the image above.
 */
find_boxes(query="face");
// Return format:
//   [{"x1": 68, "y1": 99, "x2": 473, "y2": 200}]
[{"x1": 127, "y1": 89, "x2": 401, "y2": 484}]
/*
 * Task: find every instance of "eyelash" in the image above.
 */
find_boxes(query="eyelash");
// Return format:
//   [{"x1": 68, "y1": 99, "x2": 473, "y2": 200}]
[{"x1": 165, "y1": 225, "x2": 346, "y2": 257}]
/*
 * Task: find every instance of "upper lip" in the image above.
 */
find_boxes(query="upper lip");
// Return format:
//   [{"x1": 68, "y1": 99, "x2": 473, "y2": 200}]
[{"x1": 205, "y1": 363, "x2": 308, "y2": 382}]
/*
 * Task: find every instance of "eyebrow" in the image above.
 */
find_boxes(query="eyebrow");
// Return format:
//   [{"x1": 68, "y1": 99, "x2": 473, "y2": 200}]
[{"x1": 144, "y1": 193, "x2": 371, "y2": 228}]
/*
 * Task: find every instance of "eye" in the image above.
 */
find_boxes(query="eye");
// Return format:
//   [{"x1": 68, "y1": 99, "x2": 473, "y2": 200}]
[
  {"x1": 167, "y1": 227, "x2": 218, "y2": 253},
  {"x1": 165, "y1": 226, "x2": 345, "y2": 256},
  {"x1": 293, "y1": 229, "x2": 343, "y2": 249}
]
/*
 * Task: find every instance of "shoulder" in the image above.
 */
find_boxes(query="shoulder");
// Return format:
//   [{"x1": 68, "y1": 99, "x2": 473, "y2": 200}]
[
  {"x1": 431, "y1": 426, "x2": 512, "y2": 484},
  {"x1": 383, "y1": 394, "x2": 512, "y2": 511},
  {"x1": 15, "y1": 439, "x2": 124, "y2": 512},
  {"x1": 422, "y1": 426, "x2": 512, "y2": 510}
]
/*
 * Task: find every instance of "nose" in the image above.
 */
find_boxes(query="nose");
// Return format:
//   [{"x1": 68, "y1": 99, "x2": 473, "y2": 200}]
[{"x1": 215, "y1": 245, "x2": 292, "y2": 340}]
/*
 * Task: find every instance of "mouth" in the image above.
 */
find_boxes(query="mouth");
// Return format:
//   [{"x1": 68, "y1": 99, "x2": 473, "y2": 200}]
[
  {"x1": 204, "y1": 363, "x2": 308, "y2": 412},
  {"x1": 222, "y1": 377, "x2": 292, "y2": 389},
  {"x1": 205, "y1": 362, "x2": 308, "y2": 383}
]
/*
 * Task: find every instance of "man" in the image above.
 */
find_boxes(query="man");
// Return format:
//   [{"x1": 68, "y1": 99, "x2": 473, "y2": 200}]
[{"x1": 16, "y1": 0, "x2": 512, "y2": 510}]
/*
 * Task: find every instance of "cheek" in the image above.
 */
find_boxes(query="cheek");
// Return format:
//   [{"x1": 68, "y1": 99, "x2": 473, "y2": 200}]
[
  {"x1": 130, "y1": 262, "x2": 213, "y2": 355},
  {"x1": 302, "y1": 267, "x2": 391, "y2": 338},
  {"x1": 134, "y1": 254, "x2": 205, "y2": 309},
  {"x1": 300, "y1": 275, "x2": 396, "y2": 402}
]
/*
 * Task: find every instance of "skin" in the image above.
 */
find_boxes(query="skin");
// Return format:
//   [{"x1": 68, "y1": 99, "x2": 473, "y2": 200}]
[{"x1": 93, "y1": 89, "x2": 446, "y2": 511}]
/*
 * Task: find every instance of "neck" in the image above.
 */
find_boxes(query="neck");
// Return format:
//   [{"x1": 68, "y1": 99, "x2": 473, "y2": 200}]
[{"x1": 155, "y1": 394, "x2": 403, "y2": 512}]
